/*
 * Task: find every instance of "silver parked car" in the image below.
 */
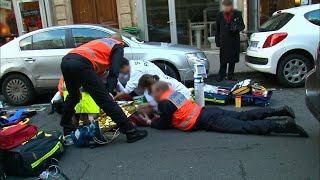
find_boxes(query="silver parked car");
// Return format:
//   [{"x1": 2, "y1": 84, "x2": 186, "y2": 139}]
[
  {"x1": 305, "y1": 42, "x2": 320, "y2": 121},
  {"x1": 0, "y1": 24, "x2": 209, "y2": 105}
]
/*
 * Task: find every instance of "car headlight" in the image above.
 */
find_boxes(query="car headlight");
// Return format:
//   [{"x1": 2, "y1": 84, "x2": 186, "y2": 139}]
[{"x1": 186, "y1": 52, "x2": 207, "y2": 66}]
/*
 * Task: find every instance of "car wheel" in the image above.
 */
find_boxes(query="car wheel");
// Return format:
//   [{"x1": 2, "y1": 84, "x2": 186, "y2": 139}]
[
  {"x1": 2, "y1": 74, "x2": 35, "y2": 106},
  {"x1": 277, "y1": 54, "x2": 312, "y2": 88},
  {"x1": 154, "y1": 62, "x2": 180, "y2": 80}
]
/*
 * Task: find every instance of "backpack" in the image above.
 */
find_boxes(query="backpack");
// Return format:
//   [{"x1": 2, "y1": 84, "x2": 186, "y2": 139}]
[
  {"x1": 3, "y1": 131, "x2": 64, "y2": 177},
  {"x1": 0, "y1": 124, "x2": 38, "y2": 150},
  {"x1": 71, "y1": 120, "x2": 108, "y2": 148}
]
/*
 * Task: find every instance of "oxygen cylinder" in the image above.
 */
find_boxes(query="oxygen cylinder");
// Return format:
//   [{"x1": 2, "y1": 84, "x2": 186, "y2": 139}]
[
  {"x1": 194, "y1": 78, "x2": 205, "y2": 107},
  {"x1": 193, "y1": 63, "x2": 206, "y2": 107}
]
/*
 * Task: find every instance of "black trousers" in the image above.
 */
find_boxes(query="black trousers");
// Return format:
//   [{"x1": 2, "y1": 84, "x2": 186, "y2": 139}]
[
  {"x1": 219, "y1": 63, "x2": 235, "y2": 77},
  {"x1": 60, "y1": 54, "x2": 133, "y2": 132},
  {"x1": 194, "y1": 106, "x2": 273, "y2": 135}
]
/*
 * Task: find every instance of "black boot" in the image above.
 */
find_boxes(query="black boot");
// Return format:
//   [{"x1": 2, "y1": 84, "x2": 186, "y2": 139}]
[
  {"x1": 120, "y1": 122, "x2": 148, "y2": 143},
  {"x1": 271, "y1": 118, "x2": 308, "y2": 137},
  {"x1": 273, "y1": 106, "x2": 296, "y2": 118},
  {"x1": 126, "y1": 129, "x2": 148, "y2": 143}
]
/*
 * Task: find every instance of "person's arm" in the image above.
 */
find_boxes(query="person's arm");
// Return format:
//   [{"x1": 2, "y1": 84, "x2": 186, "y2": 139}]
[
  {"x1": 114, "y1": 70, "x2": 143, "y2": 100},
  {"x1": 106, "y1": 44, "x2": 124, "y2": 94},
  {"x1": 238, "y1": 11, "x2": 245, "y2": 32},
  {"x1": 150, "y1": 100, "x2": 177, "y2": 130},
  {"x1": 231, "y1": 11, "x2": 245, "y2": 33},
  {"x1": 215, "y1": 12, "x2": 221, "y2": 47}
]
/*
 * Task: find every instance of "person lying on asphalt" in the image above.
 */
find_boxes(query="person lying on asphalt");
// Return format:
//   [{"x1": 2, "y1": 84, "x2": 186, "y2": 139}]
[
  {"x1": 140, "y1": 81, "x2": 308, "y2": 137},
  {"x1": 138, "y1": 74, "x2": 191, "y2": 110},
  {"x1": 60, "y1": 33, "x2": 147, "y2": 143},
  {"x1": 114, "y1": 58, "x2": 169, "y2": 100}
]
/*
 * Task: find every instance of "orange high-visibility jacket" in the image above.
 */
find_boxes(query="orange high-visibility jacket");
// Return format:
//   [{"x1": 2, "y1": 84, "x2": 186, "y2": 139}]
[
  {"x1": 58, "y1": 76, "x2": 64, "y2": 96},
  {"x1": 68, "y1": 38, "x2": 123, "y2": 76},
  {"x1": 160, "y1": 89, "x2": 202, "y2": 131}
]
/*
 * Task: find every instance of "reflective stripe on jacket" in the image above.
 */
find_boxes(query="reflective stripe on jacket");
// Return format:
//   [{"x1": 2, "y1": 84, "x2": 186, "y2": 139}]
[
  {"x1": 160, "y1": 89, "x2": 202, "y2": 131},
  {"x1": 68, "y1": 38, "x2": 123, "y2": 76}
]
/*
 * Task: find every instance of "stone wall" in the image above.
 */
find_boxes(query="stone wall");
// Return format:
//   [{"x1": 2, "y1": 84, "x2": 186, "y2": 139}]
[
  {"x1": 52, "y1": 0, "x2": 73, "y2": 25},
  {"x1": 116, "y1": 0, "x2": 137, "y2": 29}
]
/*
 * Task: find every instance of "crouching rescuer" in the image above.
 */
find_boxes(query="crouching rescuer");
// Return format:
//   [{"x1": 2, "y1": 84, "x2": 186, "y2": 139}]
[
  {"x1": 142, "y1": 81, "x2": 308, "y2": 137},
  {"x1": 60, "y1": 33, "x2": 147, "y2": 143}
]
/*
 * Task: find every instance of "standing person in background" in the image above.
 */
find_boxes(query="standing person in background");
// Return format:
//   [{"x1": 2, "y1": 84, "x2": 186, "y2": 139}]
[{"x1": 215, "y1": 0, "x2": 245, "y2": 82}]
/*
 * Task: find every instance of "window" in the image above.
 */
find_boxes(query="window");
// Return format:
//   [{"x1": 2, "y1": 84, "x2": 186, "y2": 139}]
[
  {"x1": 19, "y1": 36, "x2": 32, "y2": 50},
  {"x1": 72, "y1": 28, "x2": 111, "y2": 47},
  {"x1": 260, "y1": 13, "x2": 294, "y2": 32},
  {"x1": 32, "y1": 30, "x2": 66, "y2": 50},
  {"x1": 305, "y1": 10, "x2": 320, "y2": 26}
]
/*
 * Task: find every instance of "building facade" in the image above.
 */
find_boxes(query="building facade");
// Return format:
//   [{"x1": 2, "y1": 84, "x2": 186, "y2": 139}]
[{"x1": 1, "y1": 0, "x2": 318, "y2": 46}]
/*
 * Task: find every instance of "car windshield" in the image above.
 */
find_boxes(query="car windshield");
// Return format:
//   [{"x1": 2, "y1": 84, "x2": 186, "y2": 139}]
[
  {"x1": 108, "y1": 27, "x2": 145, "y2": 43},
  {"x1": 260, "y1": 13, "x2": 294, "y2": 32}
]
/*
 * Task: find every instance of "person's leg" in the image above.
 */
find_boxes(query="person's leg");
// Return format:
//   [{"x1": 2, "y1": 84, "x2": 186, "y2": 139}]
[
  {"x1": 197, "y1": 108, "x2": 308, "y2": 136},
  {"x1": 227, "y1": 63, "x2": 237, "y2": 81},
  {"x1": 223, "y1": 108, "x2": 275, "y2": 121},
  {"x1": 218, "y1": 63, "x2": 227, "y2": 82},
  {"x1": 79, "y1": 66, "x2": 147, "y2": 143},
  {"x1": 60, "y1": 56, "x2": 82, "y2": 132},
  {"x1": 203, "y1": 114, "x2": 307, "y2": 136},
  {"x1": 223, "y1": 106, "x2": 296, "y2": 121}
]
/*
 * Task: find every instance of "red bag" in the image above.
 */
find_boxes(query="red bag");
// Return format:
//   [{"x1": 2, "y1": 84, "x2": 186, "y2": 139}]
[{"x1": 0, "y1": 124, "x2": 37, "y2": 150}]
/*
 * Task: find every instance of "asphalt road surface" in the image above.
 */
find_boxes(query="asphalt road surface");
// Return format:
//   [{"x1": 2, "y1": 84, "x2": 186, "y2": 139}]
[{"x1": 3, "y1": 73, "x2": 320, "y2": 180}]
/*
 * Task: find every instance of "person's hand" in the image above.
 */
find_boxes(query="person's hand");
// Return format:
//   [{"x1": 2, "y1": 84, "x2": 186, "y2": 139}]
[{"x1": 139, "y1": 113, "x2": 152, "y2": 126}]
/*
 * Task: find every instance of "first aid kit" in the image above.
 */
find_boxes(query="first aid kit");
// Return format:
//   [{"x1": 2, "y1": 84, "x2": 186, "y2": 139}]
[
  {"x1": 3, "y1": 131, "x2": 64, "y2": 177},
  {"x1": 0, "y1": 124, "x2": 38, "y2": 150}
]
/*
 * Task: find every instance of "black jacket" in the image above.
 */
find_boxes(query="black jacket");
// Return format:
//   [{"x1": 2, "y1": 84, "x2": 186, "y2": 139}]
[{"x1": 215, "y1": 10, "x2": 245, "y2": 64}]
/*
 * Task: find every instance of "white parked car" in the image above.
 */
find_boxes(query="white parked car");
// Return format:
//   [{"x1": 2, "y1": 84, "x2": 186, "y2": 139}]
[{"x1": 246, "y1": 4, "x2": 320, "y2": 87}]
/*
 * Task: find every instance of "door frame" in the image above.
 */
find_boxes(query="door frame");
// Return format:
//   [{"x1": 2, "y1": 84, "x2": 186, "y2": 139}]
[
  {"x1": 137, "y1": 0, "x2": 178, "y2": 44},
  {"x1": 12, "y1": 0, "x2": 49, "y2": 35}
]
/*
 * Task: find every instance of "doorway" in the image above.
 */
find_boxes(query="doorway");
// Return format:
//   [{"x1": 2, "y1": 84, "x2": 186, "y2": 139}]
[
  {"x1": 144, "y1": 0, "x2": 219, "y2": 45},
  {"x1": 71, "y1": 0, "x2": 119, "y2": 28},
  {"x1": 12, "y1": 0, "x2": 51, "y2": 35}
]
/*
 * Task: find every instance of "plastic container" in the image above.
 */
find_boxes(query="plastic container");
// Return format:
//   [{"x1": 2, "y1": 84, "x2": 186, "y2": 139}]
[{"x1": 235, "y1": 96, "x2": 242, "y2": 108}]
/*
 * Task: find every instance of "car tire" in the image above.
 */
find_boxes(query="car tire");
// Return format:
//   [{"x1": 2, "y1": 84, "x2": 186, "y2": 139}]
[
  {"x1": 2, "y1": 74, "x2": 35, "y2": 106},
  {"x1": 154, "y1": 62, "x2": 180, "y2": 80},
  {"x1": 277, "y1": 54, "x2": 312, "y2": 88}
]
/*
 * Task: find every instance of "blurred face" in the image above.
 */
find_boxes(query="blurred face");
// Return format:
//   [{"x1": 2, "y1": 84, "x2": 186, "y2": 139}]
[
  {"x1": 151, "y1": 85, "x2": 164, "y2": 103},
  {"x1": 223, "y1": 5, "x2": 233, "y2": 13},
  {"x1": 119, "y1": 65, "x2": 130, "y2": 74}
]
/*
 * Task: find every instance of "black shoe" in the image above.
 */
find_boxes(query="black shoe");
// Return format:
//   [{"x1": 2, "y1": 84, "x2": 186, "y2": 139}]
[
  {"x1": 271, "y1": 118, "x2": 308, "y2": 137},
  {"x1": 217, "y1": 76, "x2": 224, "y2": 82},
  {"x1": 228, "y1": 75, "x2": 237, "y2": 81},
  {"x1": 275, "y1": 106, "x2": 296, "y2": 119},
  {"x1": 126, "y1": 129, "x2": 148, "y2": 143},
  {"x1": 63, "y1": 127, "x2": 76, "y2": 136}
]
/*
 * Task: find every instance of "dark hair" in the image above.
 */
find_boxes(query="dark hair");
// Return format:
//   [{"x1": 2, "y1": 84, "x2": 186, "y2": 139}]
[
  {"x1": 120, "y1": 58, "x2": 129, "y2": 68},
  {"x1": 222, "y1": 0, "x2": 233, "y2": 6},
  {"x1": 138, "y1": 74, "x2": 160, "y2": 89}
]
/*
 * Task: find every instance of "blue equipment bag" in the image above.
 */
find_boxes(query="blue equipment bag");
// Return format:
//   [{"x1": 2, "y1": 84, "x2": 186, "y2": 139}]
[
  {"x1": 204, "y1": 86, "x2": 232, "y2": 105},
  {"x1": 237, "y1": 91, "x2": 273, "y2": 107},
  {"x1": 70, "y1": 121, "x2": 106, "y2": 148}
]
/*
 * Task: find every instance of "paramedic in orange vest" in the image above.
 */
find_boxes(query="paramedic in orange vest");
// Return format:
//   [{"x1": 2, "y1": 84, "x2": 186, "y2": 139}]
[
  {"x1": 141, "y1": 81, "x2": 308, "y2": 137},
  {"x1": 60, "y1": 33, "x2": 147, "y2": 143}
]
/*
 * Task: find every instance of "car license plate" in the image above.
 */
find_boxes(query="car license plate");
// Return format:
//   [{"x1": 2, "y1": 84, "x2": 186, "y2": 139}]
[{"x1": 250, "y1": 41, "x2": 259, "y2": 48}]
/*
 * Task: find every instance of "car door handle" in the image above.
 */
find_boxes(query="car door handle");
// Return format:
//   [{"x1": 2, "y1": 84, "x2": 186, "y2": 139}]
[{"x1": 24, "y1": 58, "x2": 36, "y2": 63}]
